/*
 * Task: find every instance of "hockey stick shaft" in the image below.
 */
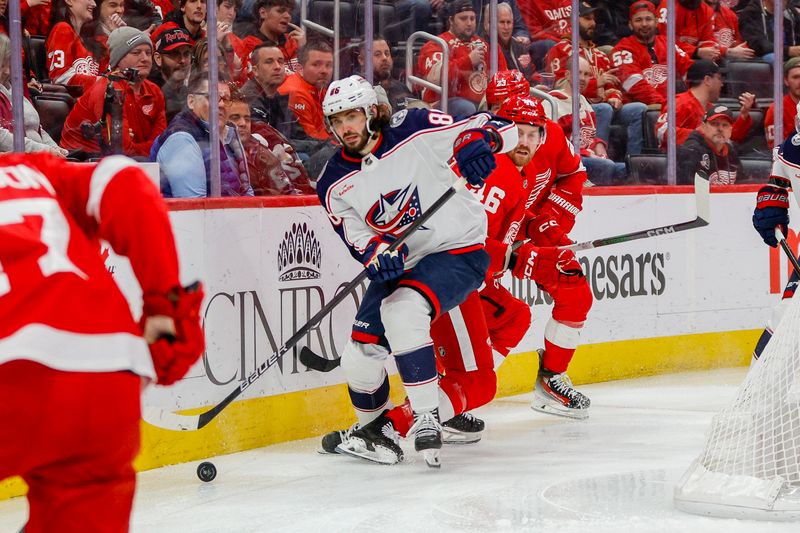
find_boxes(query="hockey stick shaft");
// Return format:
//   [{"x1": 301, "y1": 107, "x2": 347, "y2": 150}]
[
  {"x1": 565, "y1": 171, "x2": 711, "y2": 252},
  {"x1": 776, "y1": 228, "x2": 800, "y2": 276},
  {"x1": 144, "y1": 177, "x2": 468, "y2": 431}
]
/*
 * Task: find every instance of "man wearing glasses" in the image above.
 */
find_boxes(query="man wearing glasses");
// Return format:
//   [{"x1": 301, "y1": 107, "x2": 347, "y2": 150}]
[{"x1": 151, "y1": 72, "x2": 254, "y2": 197}]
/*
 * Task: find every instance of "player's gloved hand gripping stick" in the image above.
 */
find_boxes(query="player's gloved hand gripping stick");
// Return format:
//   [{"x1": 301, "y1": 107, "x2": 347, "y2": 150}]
[{"x1": 143, "y1": 177, "x2": 470, "y2": 431}]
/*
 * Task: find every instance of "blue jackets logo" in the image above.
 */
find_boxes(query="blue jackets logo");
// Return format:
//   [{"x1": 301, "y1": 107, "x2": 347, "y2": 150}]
[{"x1": 366, "y1": 184, "x2": 423, "y2": 234}]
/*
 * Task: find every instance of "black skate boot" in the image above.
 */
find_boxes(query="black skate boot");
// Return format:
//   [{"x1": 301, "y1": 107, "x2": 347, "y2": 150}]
[
  {"x1": 442, "y1": 412, "x2": 484, "y2": 444},
  {"x1": 409, "y1": 408, "x2": 443, "y2": 468},
  {"x1": 335, "y1": 410, "x2": 403, "y2": 465},
  {"x1": 531, "y1": 350, "x2": 590, "y2": 419},
  {"x1": 318, "y1": 423, "x2": 360, "y2": 454}
]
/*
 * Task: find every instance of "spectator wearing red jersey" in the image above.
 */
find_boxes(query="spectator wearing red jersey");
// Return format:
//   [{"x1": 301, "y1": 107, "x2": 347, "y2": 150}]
[
  {"x1": 518, "y1": 0, "x2": 571, "y2": 70},
  {"x1": 417, "y1": 0, "x2": 507, "y2": 116},
  {"x1": 704, "y1": 0, "x2": 755, "y2": 59},
  {"x1": 161, "y1": 0, "x2": 206, "y2": 42},
  {"x1": 656, "y1": 0, "x2": 720, "y2": 61},
  {"x1": 46, "y1": 0, "x2": 105, "y2": 91},
  {"x1": 611, "y1": 1, "x2": 693, "y2": 107},
  {"x1": 60, "y1": 27, "x2": 167, "y2": 157},
  {"x1": 677, "y1": 105, "x2": 742, "y2": 184},
  {"x1": 242, "y1": 0, "x2": 305, "y2": 72},
  {"x1": 765, "y1": 57, "x2": 800, "y2": 147},
  {"x1": 21, "y1": 0, "x2": 52, "y2": 36},
  {"x1": 480, "y1": 2, "x2": 533, "y2": 81},
  {"x1": 654, "y1": 59, "x2": 754, "y2": 150},
  {"x1": 278, "y1": 40, "x2": 333, "y2": 141},
  {"x1": 551, "y1": 56, "x2": 628, "y2": 185}
]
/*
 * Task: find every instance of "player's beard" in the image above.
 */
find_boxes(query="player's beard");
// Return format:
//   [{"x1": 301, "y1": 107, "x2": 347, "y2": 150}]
[
  {"x1": 341, "y1": 129, "x2": 371, "y2": 155},
  {"x1": 508, "y1": 146, "x2": 534, "y2": 168}
]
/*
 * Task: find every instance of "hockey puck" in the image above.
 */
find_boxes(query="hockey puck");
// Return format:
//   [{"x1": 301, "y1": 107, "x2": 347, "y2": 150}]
[{"x1": 197, "y1": 461, "x2": 217, "y2": 482}]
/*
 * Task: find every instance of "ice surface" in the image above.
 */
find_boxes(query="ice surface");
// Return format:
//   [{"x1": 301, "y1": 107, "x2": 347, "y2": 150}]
[{"x1": 1, "y1": 368, "x2": 796, "y2": 532}]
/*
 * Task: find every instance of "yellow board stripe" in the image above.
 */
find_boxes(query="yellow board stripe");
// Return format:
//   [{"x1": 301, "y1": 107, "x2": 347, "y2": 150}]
[{"x1": 0, "y1": 329, "x2": 758, "y2": 501}]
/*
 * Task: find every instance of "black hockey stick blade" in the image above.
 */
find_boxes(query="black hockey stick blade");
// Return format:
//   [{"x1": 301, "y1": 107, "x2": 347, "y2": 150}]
[
  {"x1": 300, "y1": 347, "x2": 341, "y2": 372},
  {"x1": 142, "y1": 177, "x2": 469, "y2": 431},
  {"x1": 566, "y1": 171, "x2": 710, "y2": 252}
]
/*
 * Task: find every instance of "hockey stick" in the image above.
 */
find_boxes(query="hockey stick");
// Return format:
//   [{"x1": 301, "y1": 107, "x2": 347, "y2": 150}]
[
  {"x1": 565, "y1": 171, "x2": 711, "y2": 252},
  {"x1": 776, "y1": 228, "x2": 800, "y2": 276},
  {"x1": 142, "y1": 177, "x2": 469, "y2": 431},
  {"x1": 300, "y1": 176, "x2": 712, "y2": 374}
]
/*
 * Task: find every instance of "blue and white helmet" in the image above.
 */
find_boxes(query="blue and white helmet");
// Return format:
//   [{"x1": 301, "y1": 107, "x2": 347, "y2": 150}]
[{"x1": 323, "y1": 75, "x2": 379, "y2": 137}]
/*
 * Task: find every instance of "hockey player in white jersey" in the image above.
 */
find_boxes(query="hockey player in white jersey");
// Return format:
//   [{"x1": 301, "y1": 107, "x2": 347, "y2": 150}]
[
  {"x1": 752, "y1": 102, "x2": 800, "y2": 361},
  {"x1": 316, "y1": 75, "x2": 517, "y2": 466}
]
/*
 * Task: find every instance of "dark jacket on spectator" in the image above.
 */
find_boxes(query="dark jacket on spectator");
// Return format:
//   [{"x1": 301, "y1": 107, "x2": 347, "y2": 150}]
[
  {"x1": 241, "y1": 78, "x2": 295, "y2": 139},
  {"x1": 738, "y1": 0, "x2": 800, "y2": 57},
  {"x1": 593, "y1": 0, "x2": 634, "y2": 47},
  {"x1": 677, "y1": 130, "x2": 741, "y2": 185},
  {"x1": 473, "y1": 0, "x2": 531, "y2": 40}
]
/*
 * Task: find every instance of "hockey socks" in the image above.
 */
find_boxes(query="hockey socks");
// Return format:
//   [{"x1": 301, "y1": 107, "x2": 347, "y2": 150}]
[{"x1": 394, "y1": 344, "x2": 439, "y2": 412}]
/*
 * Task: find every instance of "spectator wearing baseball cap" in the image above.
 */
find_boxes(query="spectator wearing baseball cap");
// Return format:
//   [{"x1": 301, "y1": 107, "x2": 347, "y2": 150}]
[
  {"x1": 655, "y1": 59, "x2": 754, "y2": 151},
  {"x1": 60, "y1": 27, "x2": 167, "y2": 158},
  {"x1": 677, "y1": 104, "x2": 742, "y2": 185},
  {"x1": 150, "y1": 24, "x2": 193, "y2": 122},
  {"x1": 765, "y1": 57, "x2": 800, "y2": 148},
  {"x1": 611, "y1": 2, "x2": 693, "y2": 107}
]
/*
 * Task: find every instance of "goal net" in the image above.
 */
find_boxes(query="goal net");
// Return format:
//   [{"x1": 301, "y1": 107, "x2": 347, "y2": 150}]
[{"x1": 674, "y1": 291, "x2": 800, "y2": 521}]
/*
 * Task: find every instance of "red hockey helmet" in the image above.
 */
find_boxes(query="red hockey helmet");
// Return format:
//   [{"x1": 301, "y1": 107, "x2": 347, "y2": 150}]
[
  {"x1": 486, "y1": 69, "x2": 530, "y2": 106},
  {"x1": 496, "y1": 96, "x2": 547, "y2": 127}
]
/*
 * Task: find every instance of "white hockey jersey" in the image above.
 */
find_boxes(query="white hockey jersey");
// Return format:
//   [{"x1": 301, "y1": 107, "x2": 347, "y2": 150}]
[{"x1": 317, "y1": 109, "x2": 518, "y2": 268}]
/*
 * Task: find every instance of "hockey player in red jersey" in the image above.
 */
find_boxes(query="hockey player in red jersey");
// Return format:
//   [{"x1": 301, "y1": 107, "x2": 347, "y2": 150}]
[
  {"x1": 0, "y1": 154, "x2": 205, "y2": 532},
  {"x1": 485, "y1": 69, "x2": 530, "y2": 111}
]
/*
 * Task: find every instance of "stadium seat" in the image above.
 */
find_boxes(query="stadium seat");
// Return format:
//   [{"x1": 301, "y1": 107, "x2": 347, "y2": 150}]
[
  {"x1": 738, "y1": 157, "x2": 771, "y2": 184},
  {"x1": 365, "y1": 1, "x2": 405, "y2": 43},
  {"x1": 33, "y1": 95, "x2": 73, "y2": 143},
  {"x1": 642, "y1": 109, "x2": 660, "y2": 153},
  {"x1": 28, "y1": 36, "x2": 49, "y2": 82},
  {"x1": 307, "y1": 1, "x2": 356, "y2": 39},
  {"x1": 725, "y1": 61, "x2": 773, "y2": 99},
  {"x1": 626, "y1": 153, "x2": 667, "y2": 184}
]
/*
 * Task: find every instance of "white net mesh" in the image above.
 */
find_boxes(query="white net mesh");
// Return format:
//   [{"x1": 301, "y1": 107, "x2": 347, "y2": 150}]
[{"x1": 674, "y1": 292, "x2": 800, "y2": 520}]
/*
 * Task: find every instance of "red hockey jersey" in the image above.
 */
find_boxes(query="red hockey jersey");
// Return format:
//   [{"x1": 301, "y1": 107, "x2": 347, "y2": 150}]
[
  {"x1": 417, "y1": 31, "x2": 507, "y2": 104},
  {"x1": 45, "y1": 22, "x2": 102, "y2": 91},
  {"x1": 657, "y1": 1, "x2": 716, "y2": 58},
  {"x1": 519, "y1": 0, "x2": 572, "y2": 42},
  {"x1": 765, "y1": 94, "x2": 798, "y2": 148},
  {"x1": 611, "y1": 35, "x2": 693, "y2": 106},
  {"x1": 0, "y1": 154, "x2": 181, "y2": 378},
  {"x1": 545, "y1": 40, "x2": 623, "y2": 104},
  {"x1": 711, "y1": 3, "x2": 747, "y2": 55}
]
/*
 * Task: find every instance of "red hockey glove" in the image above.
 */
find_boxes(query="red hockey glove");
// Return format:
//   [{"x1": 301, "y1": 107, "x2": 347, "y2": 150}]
[
  {"x1": 453, "y1": 128, "x2": 497, "y2": 186},
  {"x1": 362, "y1": 234, "x2": 409, "y2": 282},
  {"x1": 142, "y1": 282, "x2": 205, "y2": 386},
  {"x1": 525, "y1": 211, "x2": 573, "y2": 247},
  {"x1": 510, "y1": 244, "x2": 584, "y2": 286}
]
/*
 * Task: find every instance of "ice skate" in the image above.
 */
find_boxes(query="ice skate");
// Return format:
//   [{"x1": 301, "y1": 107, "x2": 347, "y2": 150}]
[
  {"x1": 335, "y1": 411, "x2": 403, "y2": 465},
  {"x1": 318, "y1": 422, "x2": 359, "y2": 454},
  {"x1": 532, "y1": 367, "x2": 590, "y2": 420},
  {"x1": 442, "y1": 411, "x2": 484, "y2": 444},
  {"x1": 409, "y1": 409, "x2": 443, "y2": 468}
]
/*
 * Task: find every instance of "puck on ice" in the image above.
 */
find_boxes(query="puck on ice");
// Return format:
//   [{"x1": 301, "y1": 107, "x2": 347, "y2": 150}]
[{"x1": 197, "y1": 461, "x2": 217, "y2": 482}]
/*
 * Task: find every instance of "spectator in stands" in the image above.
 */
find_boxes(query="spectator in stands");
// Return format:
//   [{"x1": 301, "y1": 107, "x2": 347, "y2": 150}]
[
  {"x1": 162, "y1": 0, "x2": 206, "y2": 43},
  {"x1": 612, "y1": 1, "x2": 693, "y2": 108},
  {"x1": 150, "y1": 24, "x2": 193, "y2": 123},
  {"x1": 60, "y1": 26, "x2": 166, "y2": 157},
  {"x1": 149, "y1": 0, "x2": 175, "y2": 21},
  {"x1": 656, "y1": 0, "x2": 720, "y2": 61},
  {"x1": 418, "y1": 0, "x2": 506, "y2": 116},
  {"x1": 704, "y1": 0, "x2": 756, "y2": 60},
  {"x1": 739, "y1": 0, "x2": 800, "y2": 65},
  {"x1": 278, "y1": 39, "x2": 333, "y2": 140},
  {"x1": 356, "y1": 36, "x2": 415, "y2": 112},
  {"x1": 191, "y1": 37, "x2": 235, "y2": 79},
  {"x1": 241, "y1": 43, "x2": 293, "y2": 136},
  {"x1": 481, "y1": 2, "x2": 533, "y2": 80},
  {"x1": 474, "y1": 0, "x2": 530, "y2": 44},
  {"x1": 592, "y1": 0, "x2": 633, "y2": 48},
  {"x1": 0, "y1": 34, "x2": 68, "y2": 155},
  {"x1": 655, "y1": 60, "x2": 754, "y2": 150},
  {"x1": 228, "y1": 94, "x2": 314, "y2": 195},
  {"x1": 152, "y1": 73, "x2": 254, "y2": 197},
  {"x1": 677, "y1": 105, "x2": 742, "y2": 184},
  {"x1": 46, "y1": 0, "x2": 105, "y2": 90},
  {"x1": 21, "y1": 0, "x2": 52, "y2": 37},
  {"x1": 551, "y1": 56, "x2": 628, "y2": 185},
  {"x1": 215, "y1": 0, "x2": 250, "y2": 84},
  {"x1": 766, "y1": 57, "x2": 800, "y2": 147},
  {"x1": 243, "y1": 0, "x2": 305, "y2": 72},
  {"x1": 123, "y1": 0, "x2": 162, "y2": 30},
  {"x1": 89, "y1": 0, "x2": 126, "y2": 48},
  {"x1": 518, "y1": 0, "x2": 570, "y2": 70}
]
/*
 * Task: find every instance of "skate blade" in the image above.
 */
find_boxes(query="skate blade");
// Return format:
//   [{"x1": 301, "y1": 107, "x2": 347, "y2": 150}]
[
  {"x1": 530, "y1": 400, "x2": 589, "y2": 420},
  {"x1": 335, "y1": 441, "x2": 401, "y2": 465},
  {"x1": 442, "y1": 428, "x2": 482, "y2": 445},
  {"x1": 420, "y1": 449, "x2": 441, "y2": 468},
  {"x1": 317, "y1": 446, "x2": 341, "y2": 455}
]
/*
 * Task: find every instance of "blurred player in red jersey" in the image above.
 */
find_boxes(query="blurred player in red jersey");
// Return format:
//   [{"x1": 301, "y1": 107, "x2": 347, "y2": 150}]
[{"x1": 0, "y1": 154, "x2": 205, "y2": 532}]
